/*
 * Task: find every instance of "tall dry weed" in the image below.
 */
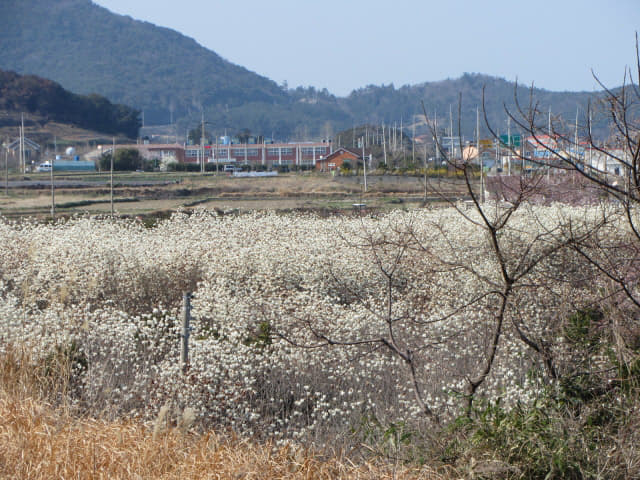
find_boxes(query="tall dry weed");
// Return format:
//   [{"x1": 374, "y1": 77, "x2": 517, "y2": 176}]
[{"x1": 0, "y1": 392, "x2": 450, "y2": 479}]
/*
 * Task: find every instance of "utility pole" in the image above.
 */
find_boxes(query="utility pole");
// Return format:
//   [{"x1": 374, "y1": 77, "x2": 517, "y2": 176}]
[
  {"x1": 20, "y1": 114, "x2": 24, "y2": 176},
  {"x1": 449, "y1": 105, "x2": 453, "y2": 159},
  {"x1": 382, "y1": 123, "x2": 387, "y2": 166},
  {"x1": 4, "y1": 145, "x2": 8, "y2": 196},
  {"x1": 362, "y1": 136, "x2": 367, "y2": 192},
  {"x1": 434, "y1": 112, "x2": 440, "y2": 164},
  {"x1": 412, "y1": 119, "x2": 415, "y2": 166},
  {"x1": 393, "y1": 121, "x2": 397, "y2": 151},
  {"x1": 215, "y1": 135, "x2": 219, "y2": 175},
  {"x1": 201, "y1": 113, "x2": 205, "y2": 174},
  {"x1": 547, "y1": 107, "x2": 552, "y2": 180},
  {"x1": 574, "y1": 107, "x2": 579, "y2": 158},
  {"x1": 110, "y1": 137, "x2": 114, "y2": 217},
  {"x1": 50, "y1": 153, "x2": 55, "y2": 220},
  {"x1": 589, "y1": 110, "x2": 593, "y2": 168},
  {"x1": 424, "y1": 143, "x2": 428, "y2": 202},
  {"x1": 507, "y1": 117, "x2": 511, "y2": 176},
  {"x1": 400, "y1": 117, "x2": 404, "y2": 163},
  {"x1": 477, "y1": 107, "x2": 484, "y2": 203},
  {"x1": 497, "y1": 128, "x2": 501, "y2": 175}
]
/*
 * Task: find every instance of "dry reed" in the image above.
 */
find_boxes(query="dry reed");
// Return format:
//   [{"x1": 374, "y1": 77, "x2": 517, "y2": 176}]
[
  {"x1": 0, "y1": 395, "x2": 453, "y2": 479},
  {"x1": 0, "y1": 348, "x2": 451, "y2": 479}
]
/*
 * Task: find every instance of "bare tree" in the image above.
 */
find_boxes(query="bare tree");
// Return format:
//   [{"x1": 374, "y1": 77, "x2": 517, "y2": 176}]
[
  {"x1": 417, "y1": 95, "x2": 612, "y2": 412},
  {"x1": 492, "y1": 36, "x2": 640, "y2": 380}
]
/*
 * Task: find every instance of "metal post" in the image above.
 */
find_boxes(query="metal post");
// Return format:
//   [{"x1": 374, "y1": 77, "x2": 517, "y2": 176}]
[{"x1": 181, "y1": 292, "x2": 191, "y2": 371}]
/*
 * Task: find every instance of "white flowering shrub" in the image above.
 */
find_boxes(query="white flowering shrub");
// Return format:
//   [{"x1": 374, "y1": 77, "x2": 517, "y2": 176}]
[{"x1": 0, "y1": 205, "x2": 634, "y2": 443}]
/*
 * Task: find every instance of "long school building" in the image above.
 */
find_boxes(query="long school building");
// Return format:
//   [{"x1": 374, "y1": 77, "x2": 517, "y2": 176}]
[{"x1": 184, "y1": 142, "x2": 331, "y2": 167}]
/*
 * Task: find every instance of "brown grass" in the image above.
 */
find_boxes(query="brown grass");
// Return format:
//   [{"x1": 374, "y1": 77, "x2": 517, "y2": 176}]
[
  {"x1": 0, "y1": 174, "x2": 469, "y2": 218},
  {"x1": 0, "y1": 396, "x2": 454, "y2": 479},
  {"x1": 0, "y1": 347, "x2": 451, "y2": 479}
]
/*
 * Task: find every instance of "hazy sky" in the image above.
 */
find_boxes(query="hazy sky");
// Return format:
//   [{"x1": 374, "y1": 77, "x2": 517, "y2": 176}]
[{"x1": 93, "y1": 0, "x2": 640, "y2": 96}]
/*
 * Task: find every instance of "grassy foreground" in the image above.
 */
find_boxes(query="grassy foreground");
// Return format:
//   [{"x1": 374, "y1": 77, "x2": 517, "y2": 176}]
[
  {"x1": 0, "y1": 398, "x2": 448, "y2": 479},
  {"x1": 0, "y1": 350, "x2": 448, "y2": 480}
]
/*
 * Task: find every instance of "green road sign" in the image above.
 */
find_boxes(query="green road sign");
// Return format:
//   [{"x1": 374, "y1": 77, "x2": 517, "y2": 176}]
[{"x1": 499, "y1": 134, "x2": 521, "y2": 147}]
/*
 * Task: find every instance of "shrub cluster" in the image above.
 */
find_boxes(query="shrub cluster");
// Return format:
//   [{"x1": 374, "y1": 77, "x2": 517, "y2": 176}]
[{"x1": 0, "y1": 206, "x2": 638, "y2": 476}]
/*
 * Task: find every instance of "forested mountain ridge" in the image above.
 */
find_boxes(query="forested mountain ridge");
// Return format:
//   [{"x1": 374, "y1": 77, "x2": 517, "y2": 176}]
[
  {"x1": 0, "y1": 0, "x2": 608, "y2": 139},
  {"x1": 0, "y1": 69, "x2": 140, "y2": 137},
  {"x1": 0, "y1": 0, "x2": 288, "y2": 126},
  {"x1": 342, "y1": 73, "x2": 604, "y2": 138}
]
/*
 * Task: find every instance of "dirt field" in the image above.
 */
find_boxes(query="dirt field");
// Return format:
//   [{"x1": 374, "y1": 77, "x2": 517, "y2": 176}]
[{"x1": 0, "y1": 172, "x2": 470, "y2": 218}]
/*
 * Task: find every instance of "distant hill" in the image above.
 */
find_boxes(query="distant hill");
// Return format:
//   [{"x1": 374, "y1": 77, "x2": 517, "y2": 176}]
[
  {"x1": 0, "y1": 69, "x2": 140, "y2": 138},
  {"x1": 340, "y1": 74, "x2": 607, "y2": 139},
  {"x1": 0, "y1": 0, "x2": 291, "y2": 129},
  {"x1": 0, "y1": 0, "x2": 609, "y2": 140}
]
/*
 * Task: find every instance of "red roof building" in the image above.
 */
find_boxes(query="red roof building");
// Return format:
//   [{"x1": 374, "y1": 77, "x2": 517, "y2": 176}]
[{"x1": 315, "y1": 147, "x2": 361, "y2": 172}]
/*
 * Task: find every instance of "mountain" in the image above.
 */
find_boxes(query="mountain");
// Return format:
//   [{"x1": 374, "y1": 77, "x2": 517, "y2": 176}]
[
  {"x1": 0, "y1": 69, "x2": 140, "y2": 138},
  {"x1": 0, "y1": 0, "x2": 607, "y2": 140},
  {"x1": 0, "y1": 0, "x2": 291, "y2": 125},
  {"x1": 341, "y1": 74, "x2": 605, "y2": 139}
]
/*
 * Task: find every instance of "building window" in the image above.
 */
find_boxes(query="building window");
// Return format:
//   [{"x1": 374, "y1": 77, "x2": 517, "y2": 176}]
[
  {"x1": 267, "y1": 148, "x2": 280, "y2": 156},
  {"x1": 230, "y1": 148, "x2": 260, "y2": 157}
]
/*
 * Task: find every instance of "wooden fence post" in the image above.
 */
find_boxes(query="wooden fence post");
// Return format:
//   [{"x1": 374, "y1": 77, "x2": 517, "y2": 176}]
[{"x1": 181, "y1": 292, "x2": 191, "y2": 372}]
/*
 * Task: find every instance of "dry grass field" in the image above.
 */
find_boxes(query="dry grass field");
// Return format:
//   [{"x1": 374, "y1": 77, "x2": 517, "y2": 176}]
[
  {"x1": 0, "y1": 349, "x2": 450, "y2": 480},
  {"x1": 0, "y1": 398, "x2": 452, "y2": 479},
  {"x1": 0, "y1": 172, "x2": 469, "y2": 218}
]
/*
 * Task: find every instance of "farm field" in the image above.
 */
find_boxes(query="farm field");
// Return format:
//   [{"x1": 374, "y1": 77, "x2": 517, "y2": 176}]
[
  {"x1": 1, "y1": 200, "x2": 640, "y2": 478},
  {"x1": 0, "y1": 172, "x2": 470, "y2": 218}
]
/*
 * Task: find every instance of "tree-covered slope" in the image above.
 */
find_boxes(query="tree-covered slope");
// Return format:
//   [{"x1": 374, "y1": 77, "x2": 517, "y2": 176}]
[
  {"x1": 340, "y1": 73, "x2": 602, "y2": 138},
  {"x1": 0, "y1": 0, "x2": 287, "y2": 125},
  {"x1": 0, "y1": 69, "x2": 140, "y2": 137},
  {"x1": 0, "y1": 0, "x2": 608, "y2": 139}
]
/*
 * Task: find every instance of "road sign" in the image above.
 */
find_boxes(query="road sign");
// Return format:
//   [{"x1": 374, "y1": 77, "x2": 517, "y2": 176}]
[{"x1": 499, "y1": 134, "x2": 521, "y2": 147}]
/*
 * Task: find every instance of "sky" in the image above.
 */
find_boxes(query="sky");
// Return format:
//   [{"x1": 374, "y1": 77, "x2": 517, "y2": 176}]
[{"x1": 93, "y1": 0, "x2": 640, "y2": 96}]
